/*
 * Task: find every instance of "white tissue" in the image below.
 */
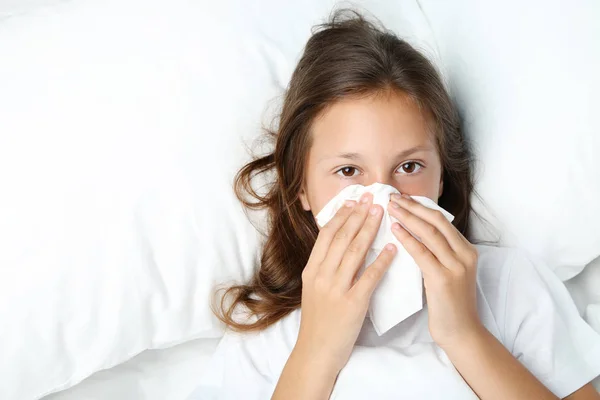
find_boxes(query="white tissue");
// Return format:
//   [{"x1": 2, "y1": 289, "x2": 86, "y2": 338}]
[{"x1": 315, "y1": 183, "x2": 454, "y2": 335}]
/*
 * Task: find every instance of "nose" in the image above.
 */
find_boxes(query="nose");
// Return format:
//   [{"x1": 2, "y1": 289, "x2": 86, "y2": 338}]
[{"x1": 362, "y1": 174, "x2": 395, "y2": 188}]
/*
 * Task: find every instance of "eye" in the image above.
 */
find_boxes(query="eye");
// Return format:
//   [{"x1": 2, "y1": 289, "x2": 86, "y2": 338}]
[
  {"x1": 336, "y1": 166, "x2": 360, "y2": 177},
  {"x1": 397, "y1": 162, "x2": 423, "y2": 175}
]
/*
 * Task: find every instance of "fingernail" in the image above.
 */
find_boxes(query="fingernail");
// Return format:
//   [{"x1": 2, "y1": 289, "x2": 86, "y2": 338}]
[
  {"x1": 391, "y1": 193, "x2": 401, "y2": 201},
  {"x1": 392, "y1": 222, "x2": 402, "y2": 231},
  {"x1": 360, "y1": 193, "x2": 370, "y2": 203},
  {"x1": 401, "y1": 193, "x2": 411, "y2": 200},
  {"x1": 385, "y1": 243, "x2": 396, "y2": 252},
  {"x1": 390, "y1": 202, "x2": 400, "y2": 209},
  {"x1": 344, "y1": 200, "x2": 355, "y2": 207},
  {"x1": 369, "y1": 205, "x2": 380, "y2": 215}
]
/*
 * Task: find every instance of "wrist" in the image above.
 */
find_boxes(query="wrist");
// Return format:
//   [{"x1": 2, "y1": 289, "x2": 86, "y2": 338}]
[
  {"x1": 293, "y1": 338, "x2": 344, "y2": 377},
  {"x1": 438, "y1": 323, "x2": 489, "y2": 355},
  {"x1": 273, "y1": 338, "x2": 341, "y2": 400}
]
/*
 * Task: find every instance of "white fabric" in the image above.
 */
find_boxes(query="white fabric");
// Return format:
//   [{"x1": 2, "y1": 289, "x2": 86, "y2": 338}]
[
  {"x1": 45, "y1": 338, "x2": 220, "y2": 400},
  {"x1": 188, "y1": 246, "x2": 600, "y2": 399},
  {"x1": 418, "y1": 0, "x2": 600, "y2": 279},
  {"x1": 0, "y1": 1, "x2": 265, "y2": 398},
  {"x1": 565, "y1": 256, "x2": 600, "y2": 343},
  {"x1": 0, "y1": 0, "x2": 63, "y2": 18},
  {"x1": 315, "y1": 183, "x2": 454, "y2": 335}
]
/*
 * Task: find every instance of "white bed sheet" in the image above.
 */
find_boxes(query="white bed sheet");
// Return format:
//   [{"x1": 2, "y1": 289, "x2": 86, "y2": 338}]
[
  {"x1": 46, "y1": 258, "x2": 600, "y2": 399},
  {"x1": 566, "y1": 256, "x2": 600, "y2": 333},
  {"x1": 43, "y1": 338, "x2": 220, "y2": 400},
  {"x1": 565, "y1": 256, "x2": 600, "y2": 391}
]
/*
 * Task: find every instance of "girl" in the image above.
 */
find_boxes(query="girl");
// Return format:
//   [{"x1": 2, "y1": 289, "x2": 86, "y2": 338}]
[{"x1": 189, "y1": 11, "x2": 600, "y2": 400}]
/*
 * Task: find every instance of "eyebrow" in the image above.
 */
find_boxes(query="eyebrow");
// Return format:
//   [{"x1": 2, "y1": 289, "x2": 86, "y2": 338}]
[{"x1": 319, "y1": 145, "x2": 435, "y2": 164}]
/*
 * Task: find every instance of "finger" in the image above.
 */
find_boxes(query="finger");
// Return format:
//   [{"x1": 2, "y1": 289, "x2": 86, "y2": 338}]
[
  {"x1": 390, "y1": 194, "x2": 474, "y2": 266},
  {"x1": 390, "y1": 222, "x2": 445, "y2": 277},
  {"x1": 305, "y1": 199, "x2": 357, "y2": 272},
  {"x1": 320, "y1": 193, "x2": 373, "y2": 276},
  {"x1": 350, "y1": 243, "x2": 396, "y2": 301},
  {"x1": 387, "y1": 200, "x2": 461, "y2": 271},
  {"x1": 336, "y1": 204, "x2": 384, "y2": 287},
  {"x1": 390, "y1": 194, "x2": 467, "y2": 252}
]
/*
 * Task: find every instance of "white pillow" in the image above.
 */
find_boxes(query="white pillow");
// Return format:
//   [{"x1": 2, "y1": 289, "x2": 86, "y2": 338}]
[
  {"x1": 0, "y1": 0, "x2": 436, "y2": 398},
  {"x1": 419, "y1": 0, "x2": 600, "y2": 280}
]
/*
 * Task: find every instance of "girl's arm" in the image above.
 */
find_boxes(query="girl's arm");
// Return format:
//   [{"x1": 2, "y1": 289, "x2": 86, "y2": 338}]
[
  {"x1": 271, "y1": 341, "x2": 340, "y2": 400},
  {"x1": 444, "y1": 327, "x2": 599, "y2": 399},
  {"x1": 443, "y1": 326, "x2": 557, "y2": 399}
]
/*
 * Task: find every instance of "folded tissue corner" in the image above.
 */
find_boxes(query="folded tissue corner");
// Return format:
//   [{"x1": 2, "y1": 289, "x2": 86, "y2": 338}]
[{"x1": 315, "y1": 183, "x2": 454, "y2": 336}]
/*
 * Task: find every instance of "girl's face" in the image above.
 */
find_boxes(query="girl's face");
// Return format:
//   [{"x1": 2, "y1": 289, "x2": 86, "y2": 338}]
[{"x1": 299, "y1": 91, "x2": 444, "y2": 217}]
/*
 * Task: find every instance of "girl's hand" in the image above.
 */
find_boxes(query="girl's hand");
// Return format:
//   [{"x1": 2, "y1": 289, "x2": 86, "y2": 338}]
[
  {"x1": 387, "y1": 193, "x2": 483, "y2": 350},
  {"x1": 297, "y1": 192, "x2": 397, "y2": 372}
]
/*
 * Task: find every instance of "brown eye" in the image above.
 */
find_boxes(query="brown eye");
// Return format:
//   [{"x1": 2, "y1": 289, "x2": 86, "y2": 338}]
[
  {"x1": 398, "y1": 162, "x2": 422, "y2": 175},
  {"x1": 336, "y1": 166, "x2": 359, "y2": 177}
]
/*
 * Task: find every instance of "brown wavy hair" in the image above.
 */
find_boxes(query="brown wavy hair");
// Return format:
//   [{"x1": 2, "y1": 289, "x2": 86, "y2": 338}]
[{"x1": 214, "y1": 10, "x2": 475, "y2": 332}]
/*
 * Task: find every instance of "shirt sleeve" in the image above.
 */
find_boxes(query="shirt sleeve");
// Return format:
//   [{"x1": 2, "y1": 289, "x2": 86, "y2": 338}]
[
  {"x1": 500, "y1": 250, "x2": 600, "y2": 398},
  {"x1": 186, "y1": 329, "x2": 277, "y2": 400}
]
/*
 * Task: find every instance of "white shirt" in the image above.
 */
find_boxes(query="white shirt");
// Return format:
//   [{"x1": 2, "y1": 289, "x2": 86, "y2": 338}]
[{"x1": 189, "y1": 245, "x2": 600, "y2": 399}]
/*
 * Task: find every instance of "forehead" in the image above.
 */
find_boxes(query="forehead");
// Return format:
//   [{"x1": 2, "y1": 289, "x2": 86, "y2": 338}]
[{"x1": 309, "y1": 91, "x2": 434, "y2": 154}]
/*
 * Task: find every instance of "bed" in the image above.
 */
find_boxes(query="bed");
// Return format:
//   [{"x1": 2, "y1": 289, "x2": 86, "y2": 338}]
[
  {"x1": 46, "y1": 258, "x2": 600, "y2": 400},
  {"x1": 1, "y1": 0, "x2": 598, "y2": 399},
  {"x1": 44, "y1": 339, "x2": 221, "y2": 400}
]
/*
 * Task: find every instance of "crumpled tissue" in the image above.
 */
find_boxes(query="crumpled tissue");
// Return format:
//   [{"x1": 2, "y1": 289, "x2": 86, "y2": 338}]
[{"x1": 315, "y1": 183, "x2": 454, "y2": 335}]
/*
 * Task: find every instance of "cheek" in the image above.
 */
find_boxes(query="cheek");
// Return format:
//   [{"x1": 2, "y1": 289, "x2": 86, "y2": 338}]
[
  {"x1": 397, "y1": 166, "x2": 443, "y2": 201},
  {"x1": 304, "y1": 172, "x2": 349, "y2": 216},
  {"x1": 308, "y1": 185, "x2": 342, "y2": 217}
]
